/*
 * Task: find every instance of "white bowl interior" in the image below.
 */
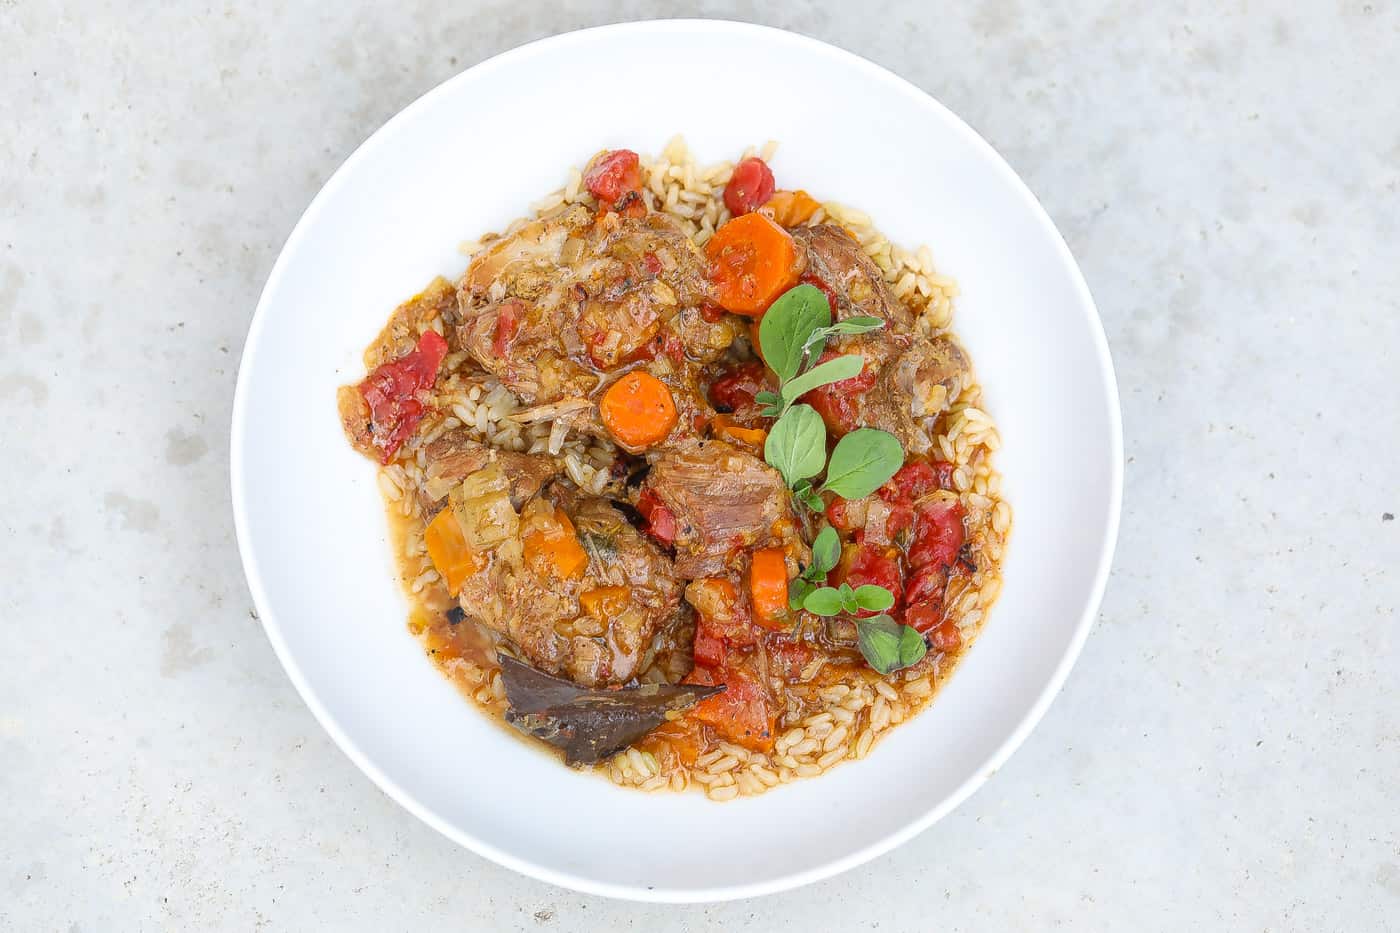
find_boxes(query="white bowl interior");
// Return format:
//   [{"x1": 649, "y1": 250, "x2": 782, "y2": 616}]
[{"x1": 232, "y1": 21, "x2": 1120, "y2": 901}]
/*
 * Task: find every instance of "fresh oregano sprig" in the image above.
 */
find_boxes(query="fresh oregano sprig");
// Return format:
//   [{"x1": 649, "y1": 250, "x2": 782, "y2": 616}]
[
  {"x1": 755, "y1": 285, "x2": 884, "y2": 419},
  {"x1": 787, "y1": 526, "x2": 841, "y2": 610}
]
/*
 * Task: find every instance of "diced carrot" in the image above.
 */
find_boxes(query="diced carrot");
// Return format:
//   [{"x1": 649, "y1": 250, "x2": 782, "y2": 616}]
[
  {"x1": 523, "y1": 507, "x2": 588, "y2": 580},
  {"x1": 710, "y1": 414, "x2": 767, "y2": 449},
  {"x1": 704, "y1": 212, "x2": 800, "y2": 316},
  {"x1": 763, "y1": 189, "x2": 821, "y2": 227},
  {"x1": 579, "y1": 585, "x2": 631, "y2": 620},
  {"x1": 749, "y1": 547, "x2": 790, "y2": 629},
  {"x1": 600, "y1": 371, "x2": 678, "y2": 451},
  {"x1": 424, "y1": 507, "x2": 483, "y2": 596}
]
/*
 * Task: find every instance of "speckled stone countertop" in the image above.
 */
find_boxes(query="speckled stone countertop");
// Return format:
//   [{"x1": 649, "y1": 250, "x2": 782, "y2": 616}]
[{"x1": 3, "y1": 2, "x2": 1397, "y2": 930}]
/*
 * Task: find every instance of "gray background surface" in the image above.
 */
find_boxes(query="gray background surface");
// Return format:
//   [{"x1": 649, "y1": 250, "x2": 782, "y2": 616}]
[{"x1": 3, "y1": 1, "x2": 1397, "y2": 930}]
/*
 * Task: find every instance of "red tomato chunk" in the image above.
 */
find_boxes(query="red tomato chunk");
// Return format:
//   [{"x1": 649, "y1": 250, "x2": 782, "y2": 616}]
[
  {"x1": 880, "y1": 459, "x2": 954, "y2": 505},
  {"x1": 685, "y1": 662, "x2": 776, "y2": 753},
  {"x1": 636, "y1": 488, "x2": 678, "y2": 546},
  {"x1": 802, "y1": 349, "x2": 876, "y2": 435},
  {"x1": 799, "y1": 273, "x2": 841, "y2": 313},
  {"x1": 839, "y1": 542, "x2": 904, "y2": 617},
  {"x1": 584, "y1": 149, "x2": 643, "y2": 207},
  {"x1": 904, "y1": 599, "x2": 944, "y2": 634},
  {"x1": 358, "y1": 329, "x2": 448, "y2": 463},
  {"x1": 707, "y1": 361, "x2": 772, "y2": 420},
  {"x1": 929, "y1": 621, "x2": 962, "y2": 653},
  {"x1": 723, "y1": 157, "x2": 776, "y2": 215},
  {"x1": 905, "y1": 563, "x2": 948, "y2": 608},
  {"x1": 908, "y1": 499, "x2": 966, "y2": 570}
]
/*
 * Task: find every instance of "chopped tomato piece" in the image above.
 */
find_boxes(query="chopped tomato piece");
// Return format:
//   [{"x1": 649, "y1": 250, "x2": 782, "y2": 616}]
[
  {"x1": 798, "y1": 273, "x2": 841, "y2": 312},
  {"x1": 723, "y1": 157, "x2": 776, "y2": 215},
  {"x1": 930, "y1": 620, "x2": 962, "y2": 653},
  {"x1": 693, "y1": 627, "x2": 726, "y2": 668},
  {"x1": 685, "y1": 663, "x2": 776, "y2": 752},
  {"x1": 904, "y1": 598, "x2": 945, "y2": 635},
  {"x1": 491, "y1": 300, "x2": 525, "y2": 358},
  {"x1": 636, "y1": 488, "x2": 677, "y2": 546},
  {"x1": 826, "y1": 496, "x2": 859, "y2": 534},
  {"x1": 879, "y1": 460, "x2": 954, "y2": 505},
  {"x1": 905, "y1": 563, "x2": 948, "y2": 608},
  {"x1": 358, "y1": 329, "x2": 448, "y2": 463},
  {"x1": 642, "y1": 252, "x2": 663, "y2": 275},
  {"x1": 802, "y1": 348, "x2": 876, "y2": 436},
  {"x1": 708, "y1": 361, "x2": 772, "y2": 420},
  {"x1": 837, "y1": 542, "x2": 903, "y2": 617},
  {"x1": 766, "y1": 637, "x2": 815, "y2": 679},
  {"x1": 886, "y1": 503, "x2": 915, "y2": 545},
  {"x1": 749, "y1": 548, "x2": 789, "y2": 629},
  {"x1": 583, "y1": 149, "x2": 642, "y2": 206},
  {"x1": 908, "y1": 499, "x2": 966, "y2": 570}
]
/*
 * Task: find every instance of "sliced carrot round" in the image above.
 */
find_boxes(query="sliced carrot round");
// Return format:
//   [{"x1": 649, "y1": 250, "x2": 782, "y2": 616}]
[
  {"x1": 705, "y1": 212, "x2": 800, "y2": 316},
  {"x1": 599, "y1": 370, "x2": 678, "y2": 451}
]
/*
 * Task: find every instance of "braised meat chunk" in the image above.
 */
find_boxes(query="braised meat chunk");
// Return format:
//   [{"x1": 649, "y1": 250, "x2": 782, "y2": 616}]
[
  {"x1": 452, "y1": 206, "x2": 737, "y2": 452},
  {"x1": 418, "y1": 429, "x2": 561, "y2": 509},
  {"x1": 791, "y1": 225, "x2": 970, "y2": 452},
  {"x1": 446, "y1": 458, "x2": 684, "y2": 687},
  {"x1": 643, "y1": 439, "x2": 795, "y2": 578},
  {"x1": 455, "y1": 208, "x2": 729, "y2": 398}
]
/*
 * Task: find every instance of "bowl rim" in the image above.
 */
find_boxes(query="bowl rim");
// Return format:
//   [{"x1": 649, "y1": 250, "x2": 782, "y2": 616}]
[{"x1": 230, "y1": 18, "x2": 1123, "y2": 903}]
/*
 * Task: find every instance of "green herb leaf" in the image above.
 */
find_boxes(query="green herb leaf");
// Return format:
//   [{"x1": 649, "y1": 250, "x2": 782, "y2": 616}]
[
  {"x1": 780, "y1": 354, "x2": 865, "y2": 404},
  {"x1": 802, "y1": 586, "x2": 845, "y2": 617},
  {"x1": 821, "y1": 428, "x2": 903, "y2": 500},
  {"x1": 855, "y1": 615, "x2": 928, "y2": 674},
  {"x1": 763, "y1": 404, "x2": 827, "y2": 488},
  {"x1": 759, "y1": 284, "x2": 832, "y2": 383},
  {"x1": 839, "y1": 582, "x2": 860, "y2": 613},
  {"x1": 853, "y1": 584, "x2": 895, "y2": 612},
  {"x1": 809, "y1": 526, "x2": 841, "y2": 577},
  {"x1": 788, "y1": 578, "x2": 815, "y2": 611},
  {"x1": 801, "y1": 316, "x2": 886, "y2": 352},
  {"x1": 827, "y1": 315, "x2": 886, "y2": 334},
  {"x1": 856, "y1": 615, "x2": 903, "y2": 674},
  {"x1": 791, "y1": 480, "x2": 824, "y2": 515},
  {"x1": 754, "y1": 390, "x2": 782, "y2": 409},
  {"x1": 897, "y1": 625, "x2": 929, "y2": 668}
]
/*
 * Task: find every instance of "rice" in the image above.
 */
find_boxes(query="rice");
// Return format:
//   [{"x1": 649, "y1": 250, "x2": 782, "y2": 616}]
[{"x1": 367, "y1": 136, "x2": 1011, "y2": 800}]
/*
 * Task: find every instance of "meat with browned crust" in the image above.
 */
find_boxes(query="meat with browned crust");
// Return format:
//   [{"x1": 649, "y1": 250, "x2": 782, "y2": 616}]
[
  {"x1": 792, "y1": 225, "x2": 969, "y2": 452},
  {"x1": 644, "y1": 438, "x2": 798, "y2": 578},
  {"x1": 418, "y1": 429, "x2": 560, "y2": 510},
  {"x1": 449, "y1": 460, "x2": 684, "y2": 687}
]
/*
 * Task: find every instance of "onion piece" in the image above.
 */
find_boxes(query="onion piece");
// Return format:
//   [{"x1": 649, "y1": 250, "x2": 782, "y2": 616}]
[{"x1": 448, "y1": 462, "x2": 518, "y2": 550}]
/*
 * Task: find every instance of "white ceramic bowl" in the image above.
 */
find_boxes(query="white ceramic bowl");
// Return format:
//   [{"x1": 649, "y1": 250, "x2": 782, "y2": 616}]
[{"x1": 231, "y1": 20, "x2": 1121, "y2": 902}]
